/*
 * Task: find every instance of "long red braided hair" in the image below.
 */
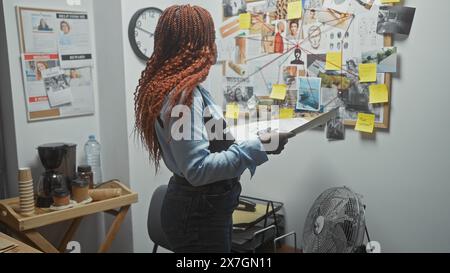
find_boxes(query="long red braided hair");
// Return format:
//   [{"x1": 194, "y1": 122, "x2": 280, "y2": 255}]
[{"x1": 134, "y1": 5, "x2": 216, "y2": 170}]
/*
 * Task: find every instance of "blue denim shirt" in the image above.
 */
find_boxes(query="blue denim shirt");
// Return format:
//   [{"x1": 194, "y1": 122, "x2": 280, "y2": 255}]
[{"x1": 155, "y1": 86, "x2": 268, "y2": 187}]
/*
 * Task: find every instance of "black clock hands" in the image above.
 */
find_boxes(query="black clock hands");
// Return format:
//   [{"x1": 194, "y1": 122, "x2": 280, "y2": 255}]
[{"x1": 136, "y1": 26, "x2": 154, "y2": 38}]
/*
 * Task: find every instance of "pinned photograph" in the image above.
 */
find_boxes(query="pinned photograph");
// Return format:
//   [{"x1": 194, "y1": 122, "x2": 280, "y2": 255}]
[
  {"x1": 362, "y1": 47, "x2": 397, "y2": 73},
  {"x1": 223, "y1": 0, "x2": 247, "y2": 19},
  {"x1": 290, "y1": 48, "x2": 305, "y2": 65},
  {"x1": 321, "y1": 87, "x2": 342, "y2": 112},
  {"x1": 319, "y1": 73, "x2": 352, "y2": 93},
  {"x1": 282, "y1": 65, "x2": 304, "y2": 89},
  {"x1": 32, "y1": 59, "x2": 59, "y2": 81},
  {"x1": 64, "y1": 67, "x2": 92, "y2": 87},
  {"x1": 377, "y1": 6, "x2": 416, "y2": 35},
  {"x1": 326, "y1": 116, "x2": 345, "y2": 140},
  {"x1": 32, "y1": 14, "x2": 54, "y2": 32},
  {"x1": 307, "y1": 53, "x2": 326, "y2": 77},
  {"x1": 287, "y1": 19, "x2": 301, "y2": 41},
  {"x1": 273, "y1": 20, "x2": 287, "y2": 53},
  {"x1": 297, "y1": 77, "x2": 322, "y2": 112},
  {"x1": 223, "y1": 77, "x2": 256, "y2": 111},
  {"x1": 43, "y1": 68, "x2": 73, "y2": 107},
  {"x1": 338, "y1": 74, "x2": 386, "y2": 114}
]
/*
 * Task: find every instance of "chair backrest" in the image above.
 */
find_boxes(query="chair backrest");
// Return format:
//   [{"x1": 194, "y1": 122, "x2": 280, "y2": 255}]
[{"x1": 147, "y1": 184, "x2": 171, "y2": 251}]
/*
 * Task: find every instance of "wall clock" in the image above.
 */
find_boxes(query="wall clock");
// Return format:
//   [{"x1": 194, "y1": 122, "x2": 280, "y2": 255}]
[{"x1": 128, "y1": 7, "x2": 163, "y2": 61}]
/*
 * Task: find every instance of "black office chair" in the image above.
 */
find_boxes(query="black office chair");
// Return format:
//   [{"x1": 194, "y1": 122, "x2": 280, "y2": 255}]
[{"x1": 147, "y1": 184, "x2": 171, "y2": 253}]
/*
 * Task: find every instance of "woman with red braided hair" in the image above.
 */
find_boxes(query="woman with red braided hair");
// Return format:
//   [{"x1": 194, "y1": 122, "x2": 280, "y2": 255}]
[{"x1": 134, "y1": 5, "x2": 294, "y2": 253}]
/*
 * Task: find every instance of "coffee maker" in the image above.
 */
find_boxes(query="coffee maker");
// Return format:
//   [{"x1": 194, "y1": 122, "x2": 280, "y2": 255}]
[{"x1": 36, "y1": 143, "x2": 77, "y2": 208}]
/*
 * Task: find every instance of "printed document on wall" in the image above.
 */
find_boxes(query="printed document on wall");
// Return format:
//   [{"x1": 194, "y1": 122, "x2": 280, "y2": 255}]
[
  {"x1": 56, "y1": 12, "x2": 93, "y2": 68},
  {"x1": 41, "y1": 67, "x2": 73, "y2": 107},
  {"x1": 21, "y1": 53, "x2": 95, "y2": 121},
  {"x1": 19, "y1": 9, "x2": 58, "y2": 53},
  {"x1": 21, "y1": 53, "x2": 60, "y2": 112}
]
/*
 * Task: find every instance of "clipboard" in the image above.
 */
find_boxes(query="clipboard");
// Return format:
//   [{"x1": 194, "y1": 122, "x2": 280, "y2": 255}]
[
  {"x1": 229, "y1": 107, "x2": 340, "y2": 140},
  {"x1": 290, "y1": 107, "x2": 339, "y2": 135}
]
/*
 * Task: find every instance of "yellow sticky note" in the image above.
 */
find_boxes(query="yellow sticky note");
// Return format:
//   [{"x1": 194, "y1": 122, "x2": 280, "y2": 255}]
[
  {"x1": 355, "y1": 113, "x2": 376, "y2": 134},
  {"x1": 381, "y1": 0, "x2": 400, "y2": 3},
  {"x1": 280, "y1": 108, "x2": 294, "y2": 119},
  {"x1": 326, "y1": 52, "x2": 342, "y2": 71},
  {"x1": 226, "y1": 104, "x2": 240, "y2": 120},
  {"x1": 270, "y1": 84, "x2": 287, "y2": 100},
  {"x1": 369, "y1": 84, "x2": 389, "y2": 104},
  {"x1": 359, "y1": 63, "x2": 377, "y2": 83},
  {"x1": 287, "y1": 1, "x2": 302, "y2": 20},
  {"x1": 239, "y1": 13, "x2": 251, "y2": 29}
]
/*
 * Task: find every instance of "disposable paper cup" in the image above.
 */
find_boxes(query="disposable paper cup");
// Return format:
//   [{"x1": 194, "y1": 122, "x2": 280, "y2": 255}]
[
  {"x1": 19, "y1": 182, "x2": 33, "y2": 188},
  {"x1": 20, "y1": 198, "x2": 35, "y2": 204},
  {"x1": 19, "y1": 185, "x2": 34, "y2": 192},
  {"x1": 21, "y1": 211, "x2": 35, "y2": 217},
  {"x1": 19, "y1": 185, "x2": 33, "y2": 190},
  {"x1": 18, "y1": 168, "x2": 32, "y2": 182},
  {"x1": 19, "y1": 190, "x2": 34, "y2": 196},
  {"x1": 20, "y1": 196, "x2": 35, "y2": 202}
]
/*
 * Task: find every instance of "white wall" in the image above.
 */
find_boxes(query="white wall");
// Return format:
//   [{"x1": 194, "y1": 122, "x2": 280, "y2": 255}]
[
  {"x1": 1, "y1": 0, "x2": 103, "y2": 252},
  {"x1": 121, "y1": 0, "x2": 450, "y2": 253}
]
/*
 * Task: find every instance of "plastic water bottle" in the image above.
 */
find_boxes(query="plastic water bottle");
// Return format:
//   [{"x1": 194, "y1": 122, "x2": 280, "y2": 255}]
[{"x1": 84, "y1": 135, "x2": 102, "y2": 186}]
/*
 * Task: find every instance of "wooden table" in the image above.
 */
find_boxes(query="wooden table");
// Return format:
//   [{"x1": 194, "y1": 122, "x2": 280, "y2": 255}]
[
  {"x1": 0, "y1": 180, "x2": 138, "y2": 253},
  {"x1": 0, "y1": 232, "x2": 41, "y2": 253}
]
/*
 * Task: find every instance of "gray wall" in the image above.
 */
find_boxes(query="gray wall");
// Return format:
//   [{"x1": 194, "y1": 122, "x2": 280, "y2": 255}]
[
  {"x1": 93, "y1": 0, "x2": 133, "y2": 253},
  {"x1": 0, "y1": 0, "x2": 18, "y2": 201},
  {"x1": 237, "y1": 0, "x2": 450, "y2": 252}
]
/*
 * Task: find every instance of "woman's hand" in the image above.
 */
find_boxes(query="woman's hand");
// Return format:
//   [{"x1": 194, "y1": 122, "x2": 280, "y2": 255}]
[{"x1": 259, "y1": 131, "x2": 295, "y2": 155}]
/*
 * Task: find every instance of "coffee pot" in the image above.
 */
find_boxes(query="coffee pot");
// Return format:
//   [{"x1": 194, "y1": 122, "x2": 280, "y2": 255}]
[{"x1": 36, "y1": 143, "x2": 76, "y2": 208}]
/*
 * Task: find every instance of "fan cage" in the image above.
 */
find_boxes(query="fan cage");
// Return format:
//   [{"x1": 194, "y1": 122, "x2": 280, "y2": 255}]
[{"x1": 302, "y1": 186, "x2": 366, "y2": 253}]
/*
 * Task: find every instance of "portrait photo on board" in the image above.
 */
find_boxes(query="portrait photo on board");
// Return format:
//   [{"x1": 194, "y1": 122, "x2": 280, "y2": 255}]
[{"x1": 377, "y1": 6, "x2": 416, "y2": 35}]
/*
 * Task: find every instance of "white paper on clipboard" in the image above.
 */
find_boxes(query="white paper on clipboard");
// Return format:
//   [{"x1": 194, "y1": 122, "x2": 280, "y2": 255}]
[{"x1": 229, "y1": 107, "x2": 339, "y2": 141}]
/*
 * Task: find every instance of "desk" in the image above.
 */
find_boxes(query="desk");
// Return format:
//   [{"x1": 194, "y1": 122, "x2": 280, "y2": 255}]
[
  {"x1": 0, "y1": 232, "x2": 41, "y2": 253},
  {"x1": 0, "y1": 180, "x2": 138, "y2": 253}
]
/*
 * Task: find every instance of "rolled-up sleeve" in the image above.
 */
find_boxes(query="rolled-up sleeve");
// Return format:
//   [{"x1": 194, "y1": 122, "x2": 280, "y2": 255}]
[{"x1": 168, "y1": 91, "x2": 268, "y2": 187}]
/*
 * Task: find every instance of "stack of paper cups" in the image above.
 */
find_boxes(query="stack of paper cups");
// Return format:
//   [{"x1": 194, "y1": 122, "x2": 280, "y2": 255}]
[{"x1": 18, "y1": 168, "x2": 35, "y2": 217}]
